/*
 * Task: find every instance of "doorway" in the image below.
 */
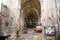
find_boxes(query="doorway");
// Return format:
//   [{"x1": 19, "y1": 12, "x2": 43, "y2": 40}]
[
  {"x1": 21, "y1": 0, "x2": 41, "y2": 31},
  {"x1": 25, "y1": 14, "x2": 37, "y2": 29}
]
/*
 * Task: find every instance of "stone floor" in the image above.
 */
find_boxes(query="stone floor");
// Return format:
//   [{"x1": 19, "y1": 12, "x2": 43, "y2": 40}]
[{"x1": 21, "y1": 29, "x2": 56, "y2": 40}]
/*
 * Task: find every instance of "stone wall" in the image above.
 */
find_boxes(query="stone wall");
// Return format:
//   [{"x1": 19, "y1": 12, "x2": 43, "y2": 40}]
[
  {"x1": 6, "y1": 0, "x2": 20, "y2": 40},
  {"x1": 0, "y1": 3, "x2": 10, "y2": 38},
  {"x1": 41, "y1": 0, "x2": 57, "y2": 26}
]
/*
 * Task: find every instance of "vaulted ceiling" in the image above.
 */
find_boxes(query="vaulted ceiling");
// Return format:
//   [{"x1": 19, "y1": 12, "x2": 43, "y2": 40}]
[{"x1": 21, "y1": 0, "x2": 41, "y2": 20}]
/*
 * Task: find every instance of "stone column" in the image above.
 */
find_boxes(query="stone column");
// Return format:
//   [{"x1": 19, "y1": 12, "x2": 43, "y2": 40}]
[
  {"x1": 6, "y1": 0, "x2": 21, "y2": 40},
  {"x1": 41, "y1": 0, "x2": 58, "y2": 40}
]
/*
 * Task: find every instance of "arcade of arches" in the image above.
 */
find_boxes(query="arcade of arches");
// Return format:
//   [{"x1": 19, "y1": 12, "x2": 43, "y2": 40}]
[{"x1": 21, "y1": 0, "x2": 41, "y2": 29}]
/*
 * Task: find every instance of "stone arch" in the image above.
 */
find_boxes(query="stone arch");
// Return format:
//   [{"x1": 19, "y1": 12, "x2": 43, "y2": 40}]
[
  {"x1": 23, "y1": 8, "x2": 39, "y2": 20},
  {"x1": 21, "y1": 0, "x2": 41, "y2": 28},
  {"x1": 24, "y1": 10, "x2": 38, "y2": 22}
]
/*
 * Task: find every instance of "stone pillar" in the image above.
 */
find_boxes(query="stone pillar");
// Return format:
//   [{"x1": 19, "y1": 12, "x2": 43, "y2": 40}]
[
  {"x1": 56, "y1": 0, "x2": 60, "y2": 33},
  {"x1": 6, "y1": 0, "x2": 21, "y2": 40},
  {"x1": 20, "y1": 10, "x2": 25, "y2": 33},
  {"x1": 41, "y1": 0, "x2": 58, "y2": 40},
  {"x1": 41, "y1": 0, "x2": 57, "y2": 26}
]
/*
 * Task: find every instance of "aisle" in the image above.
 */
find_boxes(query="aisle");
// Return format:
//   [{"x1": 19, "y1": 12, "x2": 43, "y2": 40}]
[{"x1": 22, "y1": 29, "x2": 44, "y2": 40}]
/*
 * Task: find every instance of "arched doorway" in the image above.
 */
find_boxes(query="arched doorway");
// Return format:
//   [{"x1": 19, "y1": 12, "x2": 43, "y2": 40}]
[
  {"x1": 21, "y1": 0, "x2": 41, "y2": 30},
  {"x1": 25, "y1": 13, "x2": 37, "y2": 29}
]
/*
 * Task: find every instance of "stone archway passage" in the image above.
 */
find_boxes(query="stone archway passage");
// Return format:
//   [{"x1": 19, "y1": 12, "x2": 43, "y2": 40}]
[
  {"x1": 25, "y1": 13, "x2": 37, "y2": 29},
  {"x1": 21, "y1": 0, "x2": 41, "y2": 29}
]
